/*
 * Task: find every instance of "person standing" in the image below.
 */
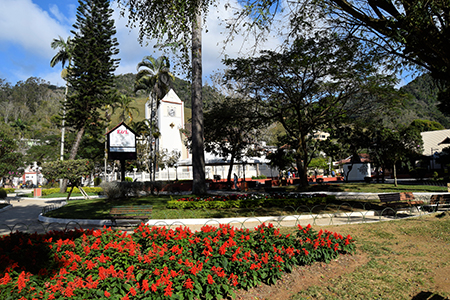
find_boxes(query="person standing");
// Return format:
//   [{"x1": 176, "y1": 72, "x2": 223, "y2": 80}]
[{"x1": 234, "y1": 173, "x2": 238, "y2": 190}]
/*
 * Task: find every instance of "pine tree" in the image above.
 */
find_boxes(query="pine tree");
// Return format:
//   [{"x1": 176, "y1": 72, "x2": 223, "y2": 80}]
[
  {"x1": 66, "y1": 0, "x2": 119, "y2": 161},
  {"x1": 62, "y1": 0, "x2": 119, "y2": 192}
]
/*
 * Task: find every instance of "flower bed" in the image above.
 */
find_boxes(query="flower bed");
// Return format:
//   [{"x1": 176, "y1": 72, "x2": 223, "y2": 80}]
[
  {"x1": 0, "y1": 223, "x2": 354, "y2": 299},
  {"x1": 167, "y1": 193, "x2": 336, "y2": 209}
]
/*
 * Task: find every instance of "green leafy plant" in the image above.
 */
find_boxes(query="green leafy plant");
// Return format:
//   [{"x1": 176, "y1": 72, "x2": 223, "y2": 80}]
[{"x1": 94, "y1": 177, "x2": 102, "y2": 186}]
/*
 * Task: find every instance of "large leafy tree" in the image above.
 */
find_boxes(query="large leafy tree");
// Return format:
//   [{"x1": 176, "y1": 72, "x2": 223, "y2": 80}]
[
  {"x1": 369, "y1": 125, "x2": 423, "y2": 186},
  {"x1": 119, "y1": 0, "x2": 213, "y2": 194},
  {"x1": 234, "y1": 0, "x2": 450, "y2": 113},
  {"x1": 225, "y1": 33, "x2": 399, "y2": 187},
  {"x1": 201, "y1": 96, "x2": 268, "y2": 184},
  {"x1": 311, "y1": 0, "x2": 450, "y2": 82},
  {"x1": 41, "y1": 159, "x2": 94, "y2": 200},
  {"x1": 65, "y1": 0, "x2": 119, "y2": 162}
]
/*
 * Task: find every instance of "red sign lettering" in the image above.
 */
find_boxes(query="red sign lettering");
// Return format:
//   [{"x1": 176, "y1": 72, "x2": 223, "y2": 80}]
[{"x1": 117, "y1": 129, "x2": 128, "y2": 134}]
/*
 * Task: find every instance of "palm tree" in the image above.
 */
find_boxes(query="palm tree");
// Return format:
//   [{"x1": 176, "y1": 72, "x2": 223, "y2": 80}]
[
  {"x1": 50, "y1": 36, "x2": 73, "y2": 70},
  {"x1": 134, "y1": 55, "x2": 174, "y2": 181},
  {"x1": 135, "y1": 55, "x2": 174, "y2": 104},
  {"x1": 50, "y1": 35, "x2": 73, "y2": 162},
  {"x1": 114, "y1": 94, "x2": 139, "y2": 124}
]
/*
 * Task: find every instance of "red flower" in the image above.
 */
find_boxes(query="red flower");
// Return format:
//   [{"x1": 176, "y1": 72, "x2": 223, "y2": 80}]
[
  {"x1": 142, "y1": 280, "x2": 149, "y2": 292},
  {"x1": 164, "y1": 283, "x2": 173, "y2": 297},
  {"x1": 183, "y1": 278, "x2": 194, "y2": 290},
  {"x1": 129, "y1": 287, "x2": 137, "y2": 296},
  {"x1": 207, "y1": 274, "x2": 215, "y2": 284},
  {"x1": 17, "y1": 271, "x2": 27, "y2": 292},
  {"x1": 104, "y1": 290, "x2": 111, "y2": 297},
  {"x1": 0, "y1": 273, "x2": 11, "y2": 285},
  {"x1": 151, "y1": 283, "x2": 157, "y2": 292}
]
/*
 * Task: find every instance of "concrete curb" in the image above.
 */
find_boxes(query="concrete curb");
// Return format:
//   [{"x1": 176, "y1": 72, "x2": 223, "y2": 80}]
[
  {"x1": 38, "y1": 210, "x2": 379, "y2": 227},
  {"x1": 0, "y1": 204, "x2": 13, "y2": 213},
  {"x1": 38, "y1": 214, "x2": 114, "y2": 226}
]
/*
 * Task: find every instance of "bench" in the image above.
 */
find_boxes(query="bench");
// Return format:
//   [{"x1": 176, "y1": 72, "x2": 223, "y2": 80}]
[
  {"x1": 378, "y1": 192, "x2": 424, "y2": 209},
  {"x1": 109, "y1": 205, "x2": 152, "y2": 226},
  {"x1": 424, "y1": 194, "x2": 450, "y2": 211}
]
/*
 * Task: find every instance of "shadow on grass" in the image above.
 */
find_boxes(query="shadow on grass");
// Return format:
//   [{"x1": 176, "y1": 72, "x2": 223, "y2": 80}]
[{"x1": 411, "y1": 291, "x2": 447, "y2": 300}]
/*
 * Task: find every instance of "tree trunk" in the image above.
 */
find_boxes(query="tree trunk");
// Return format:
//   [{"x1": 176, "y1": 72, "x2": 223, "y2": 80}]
[
  {"x1": 296, "y1": 158, "x2": 309, "y2": 187},
  {"x1": 393, "y1": 162, "x2": 398, "y2": 187},
  {"x1": 191, "y1": 10, "x2": 206, "y2": 195},
  {"x1": 227, "y1": 155, "x2": 236, "y2": 187},
  {"x1": 59, "y1": 127, "x2": 85, "y2": 193}
]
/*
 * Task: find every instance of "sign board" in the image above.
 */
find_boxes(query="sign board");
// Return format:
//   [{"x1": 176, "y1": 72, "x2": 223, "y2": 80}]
[{"x1": 107, "y1": 122, "x2": 137, "y2": 160}]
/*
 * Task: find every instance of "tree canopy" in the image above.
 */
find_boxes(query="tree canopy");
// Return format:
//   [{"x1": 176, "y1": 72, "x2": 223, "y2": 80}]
[
  {"x1": 244, "y1": 0, "x2": 450, "y2": 116},
  {"x1": 225, "y1": 33, "x2": 400, "y2": 186},
  {"x1": 201, "y1": 96, "x2": 268, "y2": 183},
  {"x1": 312, "y1": 0, "x2": 450, "y2": 83}
]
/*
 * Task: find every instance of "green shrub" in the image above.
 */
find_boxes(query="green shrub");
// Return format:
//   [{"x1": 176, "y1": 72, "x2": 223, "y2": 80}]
[
  {"x1": 0, "y1": 188, "x2": 6, "y2": 199},
  {"x1": 125, "y1": 177, "x2": 133, "y2": 182},
  {"x1": 251, "y1": 175, "x2": 268, "y2": 179},
  {"x1": 94, "y1": 177, "x2": 102, "y2": 186},
  {"x1": 40, "y1": 187, "x2": 103, "y2": 196},
  {"x1": 3, "y1": 188, "x2": 15, "y2": 194},
  {"x1": 41, "y1": 188, "x2": 60, "y2": 196}
]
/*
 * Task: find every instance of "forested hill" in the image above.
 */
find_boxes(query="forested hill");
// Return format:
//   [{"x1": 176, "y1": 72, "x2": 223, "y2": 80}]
[
  {"x1": 0, "y1": 72, "x2": 448, "y2": 143},
  {"x1": 399, "y1": 74, "x2": 450, "y2": 128}
]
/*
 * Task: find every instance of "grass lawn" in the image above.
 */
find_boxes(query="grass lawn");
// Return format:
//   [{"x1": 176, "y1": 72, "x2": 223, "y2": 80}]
[
  {"x1": 43, "y1": 183, "x2": 448, "y2": 220},
  {"x1": 289, "y1": 213, "x2": 450, "y2": 299},
  {"x1": 44, "y1": 195, "x2": 375, "y2": 220},
  {"x1": 290, "y1": 182, "x2": 448, "y2": 193},
  {"x1": 232, "y1": 212, "x2": 450, "y2": 300}
]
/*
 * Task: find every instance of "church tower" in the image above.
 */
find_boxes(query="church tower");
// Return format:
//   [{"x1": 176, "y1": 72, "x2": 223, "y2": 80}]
[{"x1": 147, "y1": 89, "x2": 188, "y2": 160}]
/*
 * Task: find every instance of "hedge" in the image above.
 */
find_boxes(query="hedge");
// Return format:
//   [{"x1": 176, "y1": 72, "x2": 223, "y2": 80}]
[
  {"x1": 167, "y1": 195, "x2": 336, "y2": 210},
  {"x1": 40, "y1": 187, "x2": 103, "y2": 196},
  {"x1": 2, "y1": 188, "x2": 15, "y2": 194}
]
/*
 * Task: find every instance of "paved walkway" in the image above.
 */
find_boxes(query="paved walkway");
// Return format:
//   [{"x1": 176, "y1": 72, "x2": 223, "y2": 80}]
[{"x1": 0, "y1": 190, "x2": 442, "y2": 236}]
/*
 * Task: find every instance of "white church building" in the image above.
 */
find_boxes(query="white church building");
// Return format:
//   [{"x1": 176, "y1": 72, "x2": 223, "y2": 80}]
[{"x1": 136, "y1": 89, "x2": 277, "y2": 181}]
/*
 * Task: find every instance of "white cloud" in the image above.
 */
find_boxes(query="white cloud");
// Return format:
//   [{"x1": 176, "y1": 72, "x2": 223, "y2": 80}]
[
  {"x1": 49, "y1": 4, "x2": 69, "y2": 24},
  {"x1": 0, "y1": 0, "x2": 69, "y2": 59},
  {"x1": 0, "y1": 0, "x2": 283, "y2": 86}
]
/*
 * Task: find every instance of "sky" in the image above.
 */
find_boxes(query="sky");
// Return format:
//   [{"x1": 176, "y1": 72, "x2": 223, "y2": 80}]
[
  {"x1": 0, "y1": 0, "x2": 282, "y2": 87},
  {"x1": 0, "y1": 0, "x2": 415, "y2": 88}
]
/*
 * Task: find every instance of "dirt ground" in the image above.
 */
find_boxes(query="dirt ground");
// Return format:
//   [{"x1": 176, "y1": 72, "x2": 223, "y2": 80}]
[
  {"x1": 234, "y1": 253, "x2": 369, "y2": 300},
  {"x1": 234, "y1": 212, "x2": 450, "y2": 300}
]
